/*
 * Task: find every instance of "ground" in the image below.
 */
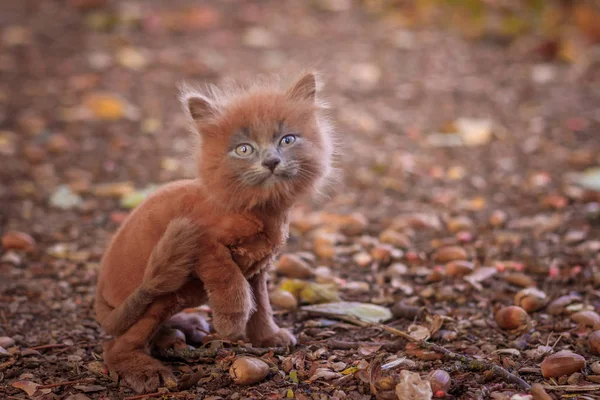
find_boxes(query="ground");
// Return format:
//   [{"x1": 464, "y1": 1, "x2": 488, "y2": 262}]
[{"x1": 1, "y1": 0, "x2": 600, "y2": 399}]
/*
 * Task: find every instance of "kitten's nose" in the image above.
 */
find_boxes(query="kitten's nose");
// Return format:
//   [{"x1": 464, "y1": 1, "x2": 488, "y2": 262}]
[{"x1": 262, "y1": 156, "x2": 281, "y2": 172}]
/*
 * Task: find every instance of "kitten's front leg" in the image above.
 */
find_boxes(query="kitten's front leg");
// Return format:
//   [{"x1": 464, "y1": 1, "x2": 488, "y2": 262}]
[
  {"x1": 246, "y1": 268, "x2": 296, "y2": 347},
  {"x1": 194, "y1": 242, "x2": 253, "y2": 341}
]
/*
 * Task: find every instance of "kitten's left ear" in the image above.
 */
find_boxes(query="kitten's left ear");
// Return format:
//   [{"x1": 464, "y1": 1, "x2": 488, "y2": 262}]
[{"x1": 287, "y1": 72, "x2": 318, "y2": 102}]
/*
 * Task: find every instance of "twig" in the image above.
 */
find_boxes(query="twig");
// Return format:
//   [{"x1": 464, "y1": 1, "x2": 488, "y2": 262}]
[
  {"x1": 303, "y1": 310, "x2": 531, "y2": 390},
  {"x1": 28, "y1": 344, "x2": 70, "y2": 351},
  {"x1": 324, "y1": 339, "x2": 403, "y2": 351},
  {"x1": 38, "y1": 378, "x2": 95, "y2": 389},
  {"x1": 543, "y1": 385, "x2": 600, "y2": 392},
  {"x1": 157, "y1": 346, "x2": 287, "y2": 360},
  {"x1": 123, "y1": 391, "x2": 190, "y2": 400}
]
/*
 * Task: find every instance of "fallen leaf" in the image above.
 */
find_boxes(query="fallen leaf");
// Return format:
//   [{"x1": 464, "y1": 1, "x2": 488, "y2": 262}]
[
  {"x1": 119, "y1": 185, "x2": 158, "y2": 209},
  {"x1": 301, "y1": 301, "x2": 392, "y2": 323},
  {"x1": 395, "y1": 370, "x2": 433, "y2": 400},
  {"x1": 83, "y1": 92, "x2": 129, "y2": 120},
  {"x1": 49, "y1": 185, "x2": 83, "y2": 210},
  {"x1": 575, "y1": 167, "x2": 600, "y2": 191},
  {"x1": 12, "y1": 380, "x2": 42, "y2": 396},
  {"x1": 308, "y1": 368, "x2": 342, "y2": 382}
]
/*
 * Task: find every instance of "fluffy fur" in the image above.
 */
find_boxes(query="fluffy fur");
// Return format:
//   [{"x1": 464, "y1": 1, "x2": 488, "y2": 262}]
[{"x1": 94, "y1": 72, "x2": 334, "y2": 393}]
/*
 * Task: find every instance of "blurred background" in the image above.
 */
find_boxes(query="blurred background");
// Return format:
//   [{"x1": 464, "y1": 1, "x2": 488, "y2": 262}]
[{"x1": 1, "y1": 1, "x2": 600, "y2": 398}]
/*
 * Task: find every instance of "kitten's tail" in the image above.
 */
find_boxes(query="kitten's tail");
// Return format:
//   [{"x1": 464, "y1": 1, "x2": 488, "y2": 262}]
[{"x1": 96, "y1": 217, "x2": 202, "y2": 336}]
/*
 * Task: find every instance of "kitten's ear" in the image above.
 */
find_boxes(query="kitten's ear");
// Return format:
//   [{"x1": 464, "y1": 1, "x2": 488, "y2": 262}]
[
  {"x1": 186, "y1": 94, "x2": 218, "y2": 122},
  {"x1": 179, "y1": 84, "x2": 219, "y2": 125},
  {"x1": 287, "y1": 72, "x2": 317, "y2": 102}
]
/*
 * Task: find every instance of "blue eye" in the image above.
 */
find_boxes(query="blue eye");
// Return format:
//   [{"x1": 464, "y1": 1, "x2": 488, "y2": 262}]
[{"x1": 280, "y1": 135, "x2": 296, "y2": 147}]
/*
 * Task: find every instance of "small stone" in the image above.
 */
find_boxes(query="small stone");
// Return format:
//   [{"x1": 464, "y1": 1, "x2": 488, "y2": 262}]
[
  {"x1": 117, "y1": 47, "x2": 148, "y2": 70},
  {"x1": 353, "y1": 252, "x2": 372, "y2": 267},
  {"x1": 349, "y1": 63, "x2": 381, "y2": 90},
  {"x1": 447, "y1": 216, "x2": 473, "y2": 233},
  {"x1": 589, "y1": 331, "x2": 600, "y2": 355},
  {"x1": 489, "y1": 210, "x2": 508, "y2": 227},
  {"x1": 23, "y1": 145, "x2": 47, "y2": 163},
  {"x1": 243, "y1": 27, "x2": 277, "y2": 48},
  {"x1": 379, "y1": 229, "x2": 411, "y2": 248},
  {"x1": 342, "y1": 281, "x2": 370, "y2": 294},
  {"x1": 47, "y1": 134, "x2": 72, "y2": 153},
  {"x1": 0, "y1": 337, "x2": 15, "y2": 348},
  {"x1": 2, "y1": 231, "x2": 35, "y2": 252}
]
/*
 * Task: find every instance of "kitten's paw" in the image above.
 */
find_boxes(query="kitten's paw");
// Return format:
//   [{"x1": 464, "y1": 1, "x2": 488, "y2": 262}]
[
  {"x1": 212, "y1": 312, "x2": 248, "y2": 342},
  {"x1": 252, "y1": 328, "x2": 297, "y2": 348},
  {"x1": 121, "y1": 363, "x2": 176, "y2": 394},
  {"x1": 165, "y1": 312, "x2": 210, "y2": 345},
  {"x1": 152, "y1": 327, "x2": 190, "y2": 351}
]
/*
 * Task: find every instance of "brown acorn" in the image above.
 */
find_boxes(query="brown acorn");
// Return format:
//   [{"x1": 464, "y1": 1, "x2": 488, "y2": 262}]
[
  {"x1": 495, "y1": 306, "x2": 529, "y2": 330},
  {"x1": 230, "y1": 357, "x2": 270, "y2": 385},
  {"x1": 589, "y1": 331, "x2": 600, "y2": 355},
  {"x1": 514, "y1": 288, "x2": 547, "y2": 313},
  {"x1": 540, "y1": 351, "x2": 585, "y2": 378}
]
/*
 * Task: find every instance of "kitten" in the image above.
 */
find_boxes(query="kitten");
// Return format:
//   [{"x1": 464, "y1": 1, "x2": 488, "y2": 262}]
[{"x1": 93, "y1": 72, "x2": 334, "y2": 393}]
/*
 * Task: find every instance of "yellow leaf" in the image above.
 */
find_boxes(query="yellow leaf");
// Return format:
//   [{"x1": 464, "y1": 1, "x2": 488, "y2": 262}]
[{"x1": 84, "y1": 93, "x2": 126, "y2": 120}]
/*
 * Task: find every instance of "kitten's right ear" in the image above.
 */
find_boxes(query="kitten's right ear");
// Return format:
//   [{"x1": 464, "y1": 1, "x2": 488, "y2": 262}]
[
  {"x1": 187, "y1": 94, "x2": 218, "y2": 122},
  {"x1": 179, "y1": 85, "x2": 219, "y2": 124}
]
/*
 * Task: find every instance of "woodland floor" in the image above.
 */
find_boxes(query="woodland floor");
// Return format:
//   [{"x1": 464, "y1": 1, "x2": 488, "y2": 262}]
[{"x1": 1, "y1": 1, "x2": 600, "y2": 399}]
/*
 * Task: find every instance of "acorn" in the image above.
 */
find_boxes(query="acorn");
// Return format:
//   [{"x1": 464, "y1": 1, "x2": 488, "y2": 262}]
[
  {"x1": 571, "y1": 310, "x2": 600, "y2": 328},
  {"x1": 229, "y1": 357, "x2": 270, "y2": 385},
  {"x1": 547, "y1": 294, "x2": 582, "y2": 315},
  {"x1": 489, "y1": 210, "x2": 508, "y2": 227},
  {"x1": 445, "y1": 260, "x2": 474, "y2": 277},
  {"x1": 495, "y1": 306, "x2": 529, "y2": 330},
  {"x1": 276, "y1": 254, "x2": 314, "y2": 279},
  {"x1": 589, "y1": 330, "x2": 600, "y2": 355},
  {"x1": 514, "y1": 288, "x2": 547, "y2": 313},
  {"x1": 432, "y1": 246, "x2": 468, "y2": 263},
  {"x1": 540, "y1": 351, "x2": 585, "y2": 378},
  {"x1": 269, "y1": 290, "x2": 298, "y2": 310}
]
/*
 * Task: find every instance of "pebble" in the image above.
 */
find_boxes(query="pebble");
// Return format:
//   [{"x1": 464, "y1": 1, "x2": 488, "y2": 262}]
[
  {"x1": 353, "y1": 252, "x2": 373, "y2": 267},
  {"x1": 446, "y1": 216, "x2": 473, "y2": 233},
  {"x1": 379, "y1": 229, "x2": 411, "y2": 248},
  {"x1": 0, "y1": 336, "x2": 15, "y2": 348}
]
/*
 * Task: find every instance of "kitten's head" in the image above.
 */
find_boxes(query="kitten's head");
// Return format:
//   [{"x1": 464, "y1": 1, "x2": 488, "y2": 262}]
[{"x1": 181, "y1": 72, "x2": 335, "y2": 211}]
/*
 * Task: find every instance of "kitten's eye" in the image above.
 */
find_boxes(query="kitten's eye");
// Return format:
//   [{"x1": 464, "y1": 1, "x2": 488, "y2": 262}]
[
  {"x1": 235, "y1": 143, "x2": 254, "y2": 157},
  {"x1": 279, "y1": 135, "x2": 296, "y2": 147}
]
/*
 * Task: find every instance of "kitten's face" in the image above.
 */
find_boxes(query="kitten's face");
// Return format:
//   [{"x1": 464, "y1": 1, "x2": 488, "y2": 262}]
[{"x1": 184, "y1": 73, "x2": 332, "y2": 210}]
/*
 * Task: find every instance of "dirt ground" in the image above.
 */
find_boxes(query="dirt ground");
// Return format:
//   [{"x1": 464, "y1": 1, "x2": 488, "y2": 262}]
[{"x1": 1, "y1": 1, "x2": 600, "y2": 399}]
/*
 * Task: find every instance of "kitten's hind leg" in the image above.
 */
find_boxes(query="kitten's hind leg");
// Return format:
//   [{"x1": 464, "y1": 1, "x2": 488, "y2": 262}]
[{"x1": 103, "y1": 295, "x2": 179, "y2": 394}]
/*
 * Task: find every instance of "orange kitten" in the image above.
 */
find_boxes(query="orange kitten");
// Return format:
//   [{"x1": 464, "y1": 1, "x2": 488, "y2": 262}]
[{"x1": 93, "y1": 72, "x2": 334, "y2": 393}]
